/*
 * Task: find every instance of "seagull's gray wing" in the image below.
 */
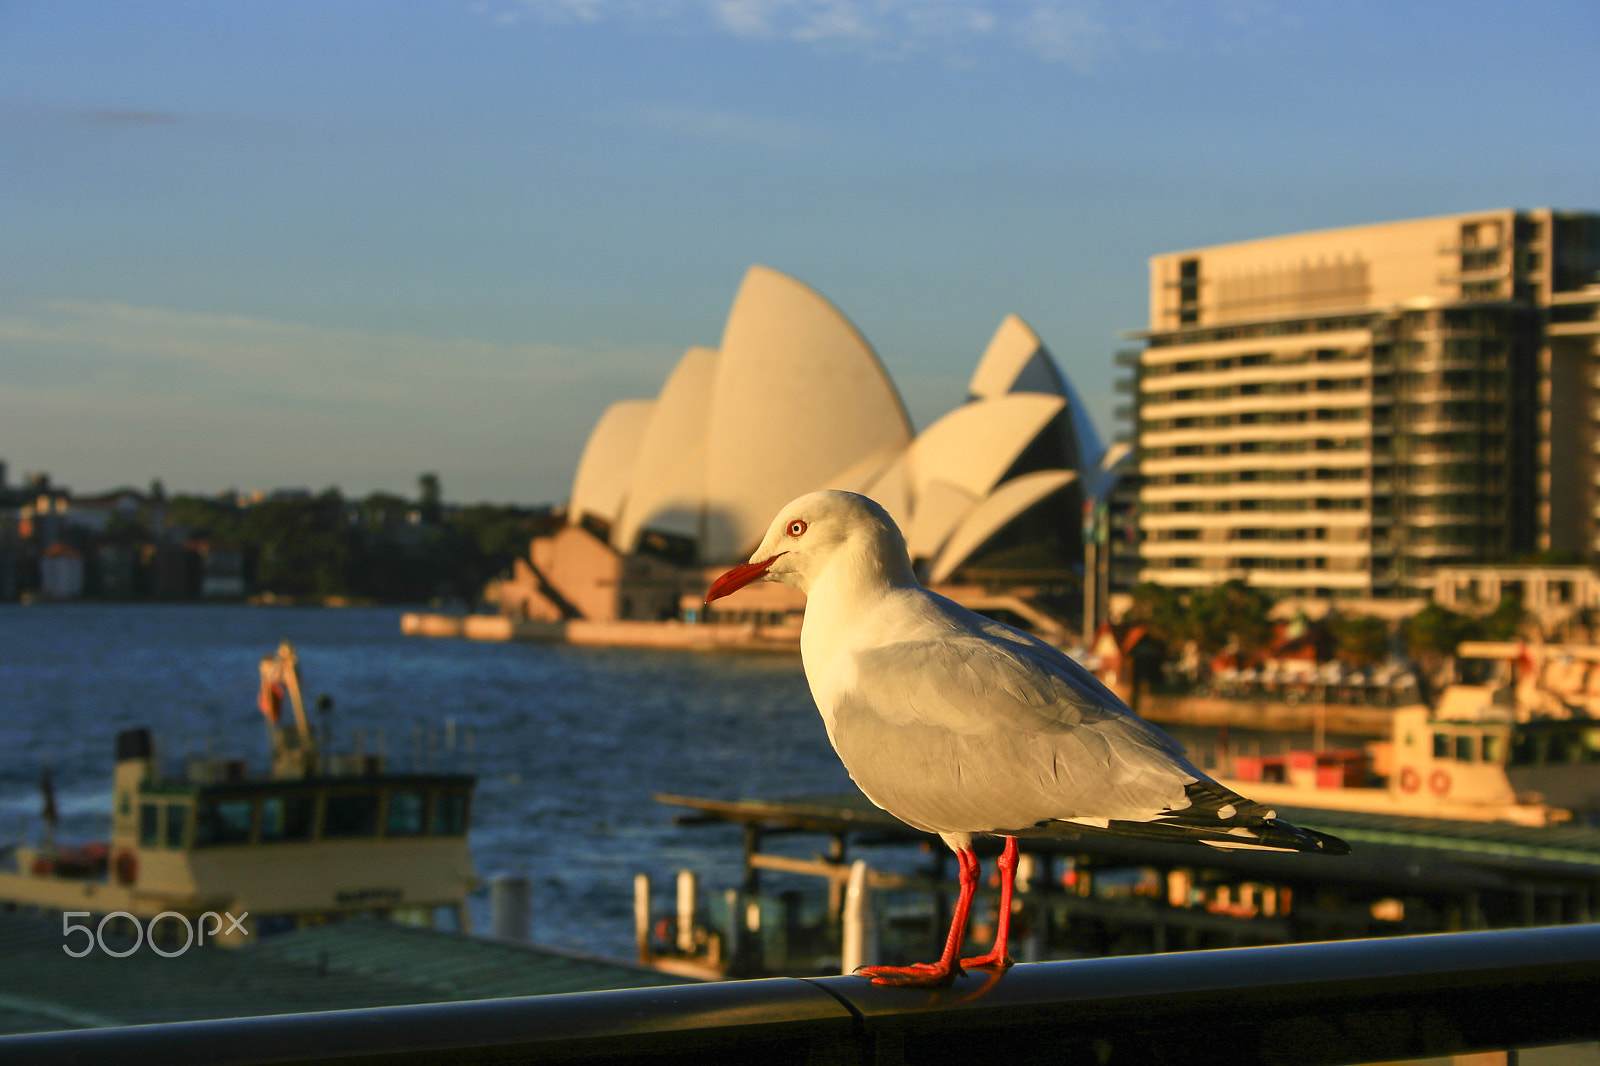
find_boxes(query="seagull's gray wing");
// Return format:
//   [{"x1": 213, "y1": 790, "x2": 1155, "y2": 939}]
[{"x1": 821, "y1": 622, "x2": 1201, "y2": 837}]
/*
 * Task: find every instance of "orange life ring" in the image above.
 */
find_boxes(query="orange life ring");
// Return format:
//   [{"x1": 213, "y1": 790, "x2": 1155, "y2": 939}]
[
  {"x1": 1429, "y1": 769, "x2": 1452, "y2": 796},
  {"x1": 114, "y1": 849, "x2": 138, "y2": 886},
  {"x1": 1398, "y1": 767, "x2": 1421, "y2": 793}
]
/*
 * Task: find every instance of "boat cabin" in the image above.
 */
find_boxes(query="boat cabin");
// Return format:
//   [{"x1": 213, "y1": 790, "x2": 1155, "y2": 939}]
[{"x1": 2, "y1": 643, "x2": 477, "y2": 945}]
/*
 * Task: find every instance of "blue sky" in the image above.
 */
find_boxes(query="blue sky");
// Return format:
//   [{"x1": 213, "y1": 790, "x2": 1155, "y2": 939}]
[{"x1": 2, "y1": 1, "x2": 1596, "y2": 505}]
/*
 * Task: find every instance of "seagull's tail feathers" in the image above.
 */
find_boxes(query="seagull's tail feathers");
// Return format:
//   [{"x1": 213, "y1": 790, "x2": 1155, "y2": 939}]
[{"x1": 1045, "y1": 780, "x2": 1351, "y2": 856}]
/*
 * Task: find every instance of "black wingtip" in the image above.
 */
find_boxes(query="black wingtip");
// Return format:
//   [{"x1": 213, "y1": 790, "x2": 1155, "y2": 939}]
[
  {"x1": 1277, "y1": 821, "x2": 1351, "y2": 856},
  {"x1": 1308, "y1": 828, "x2": 1352, "y2": 857}
]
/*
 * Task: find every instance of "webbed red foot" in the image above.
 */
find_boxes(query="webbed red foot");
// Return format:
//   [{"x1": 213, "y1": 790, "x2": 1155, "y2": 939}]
[
  {"x1": 958, "y1": 948, "x2": 1014, "y2": 970},
  {"x1": 857, "y1": 960, "x2": 965, "y2": 987}
]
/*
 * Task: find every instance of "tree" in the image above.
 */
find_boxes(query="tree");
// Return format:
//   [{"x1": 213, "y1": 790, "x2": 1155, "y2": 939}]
[
  {"x1": 1402, "y1": 602, "x2": 1473, "y2": 696},
  {"x1": 1188, "y1": 578, "x2": 1275, "y2": 662},
  {"x1": 1477, "y1": 593, "x2": 1528, "y2": 642},
  {"x1": 417, "y1": 473, "x2": 442, "y2": 525},
  {"x1": 1122, "y1": 582, "x2": 1191, "y2": 646},
  {"x1": 1325, "y1": 611, "x2": 1391, "y2": 669}
]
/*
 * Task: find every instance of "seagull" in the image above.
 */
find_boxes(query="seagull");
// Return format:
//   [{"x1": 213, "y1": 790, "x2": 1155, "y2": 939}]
[{"x1": 706, "y1": 489, "x2": 1349, "y2": 987}]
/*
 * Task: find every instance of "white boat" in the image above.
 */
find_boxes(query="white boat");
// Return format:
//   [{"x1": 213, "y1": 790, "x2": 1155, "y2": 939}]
[{"x1": 0, "y1": 642, "x2": 477, "y2": 944}]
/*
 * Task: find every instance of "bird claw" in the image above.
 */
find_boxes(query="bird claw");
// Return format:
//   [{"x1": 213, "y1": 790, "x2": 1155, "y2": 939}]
[
  {"x1": 857, "y1": 961, "x2": 965, "y2": 987},
  {"x1": 959, "y1": 952, "x2": 1014, "y2": 970}
]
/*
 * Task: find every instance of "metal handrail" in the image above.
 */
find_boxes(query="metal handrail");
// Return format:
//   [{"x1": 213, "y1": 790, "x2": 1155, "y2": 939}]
[{"x1": 3, "y1": 924, "x2": 1598, "y2": 1065}]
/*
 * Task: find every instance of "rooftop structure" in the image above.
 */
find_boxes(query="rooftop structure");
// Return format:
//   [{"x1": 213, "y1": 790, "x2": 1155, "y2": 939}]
[{"x1": 1116, "y1": 208, "x2": 1600, "y2": 605}]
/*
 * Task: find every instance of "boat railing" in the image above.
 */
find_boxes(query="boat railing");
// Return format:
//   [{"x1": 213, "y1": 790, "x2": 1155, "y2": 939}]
[{"x1": 2, "y1": 924, "x2": 1596, "y2": 1065}]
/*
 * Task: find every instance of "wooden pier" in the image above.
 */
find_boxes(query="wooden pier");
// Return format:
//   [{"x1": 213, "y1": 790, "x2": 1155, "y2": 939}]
[{"x1": 641, "y1": 791, "x2": 1600, "y2": 979}]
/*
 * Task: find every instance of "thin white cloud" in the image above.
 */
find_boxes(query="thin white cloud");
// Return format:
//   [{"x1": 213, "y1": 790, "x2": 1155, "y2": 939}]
[
  {"x1": 470, "y1": 1, "x2": 1117, "y2": 63},
  {"x1": 0, "y1": 299, "x2": 655, "y2": 396},
  {"x1": 0, "y1": 300, "x2": 677, "y2": 501},
  {"x1": 1011, "y1": 4, "x2": 1113, "y2": 71},
  {"x1": 469, "y1": 1, "x2": 1305, "y2": 68}
]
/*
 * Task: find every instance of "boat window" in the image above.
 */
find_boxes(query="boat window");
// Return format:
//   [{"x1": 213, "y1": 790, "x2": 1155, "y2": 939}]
[
  {"x1": 433, "y1": 791, "x2": 470, "y2": 836},
  {"x1": 139, "y1": 803, "x2": 161, "y2": 847},
  {"x1": 1584, "y1": 727, "x2": 1600, "y2": 764},
  {"x1": 1509, "y1": 731, "x2": 1540, "y2": 766},
  {"x1": 165, "y1": 804, "x2": 189, "y2": 848},
  {"x1": 323, "y1": 792, "x2": 381, "y2": 838},
  {"x1": 260, "y1": 794, "x2": 317, "y2": 842},
  {"x1": 1546, "y1": 729, "x2": 1584, "y2": 765},
  {"x1": 386, "y1": 791, "x2": 427, "y2": 837},
  {"x1": 1481, "y1": 733, "x2": 1503, "y2": 764},
  {"x1": 1432, "y1": 732, "x2": 1451, "y2": 759},
  {"x1": 195, "y1": 798, "x2": 254, "y2": 846},
  {"x1": 1454, "y1": 735, "x2": 1475, "y2": 763}
]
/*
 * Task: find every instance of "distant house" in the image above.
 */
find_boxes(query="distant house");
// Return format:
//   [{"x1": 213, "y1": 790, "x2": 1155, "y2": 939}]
[
  {"x1": 197, "y1": 543, "x2": 246, "y2": 599},
  {"x1": 59, "y1": 489, "x2": 149, "y2": 536},
  {"x1": 39, "y1": 544, "x2": 85, "y2": 600},
  {"x1": 1088, "y1": 623, "x2": 1168, "y2": 703}
]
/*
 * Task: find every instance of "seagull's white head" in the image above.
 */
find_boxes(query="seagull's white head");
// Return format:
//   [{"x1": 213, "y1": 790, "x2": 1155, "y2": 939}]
[{"x1": 705, "y1": 489, "x2": 914, "y2": 605}]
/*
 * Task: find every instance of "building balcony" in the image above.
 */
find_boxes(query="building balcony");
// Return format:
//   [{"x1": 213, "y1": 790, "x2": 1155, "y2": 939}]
[
  {"x1": 1141, "y1": 420, "x2": 1372, "y2": 449},
  {"x1": 1402, "y1": 478, "x2": 1486, "y2": 496},
  {"x1": 1138, "y1": 391, "x2": 1373, "y2": 421},
  {"x1": 1398, "y1": 386, "x2": 1498, "y2": 404},
  {"x1": 1138, "y1": 482, "x2": 1369, "y2": 503},
  {"x1": 1403, "y1": 417, "x2": 1503, "y2": 435},
  {"x1": 1139, "y1": 452, "x2": 1372, "y2": 476}
]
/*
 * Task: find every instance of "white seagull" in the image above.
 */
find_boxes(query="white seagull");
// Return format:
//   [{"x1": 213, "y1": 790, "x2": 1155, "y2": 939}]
[{"x1": 706, "y1": 489, "x2": 1349, "y2": 986}]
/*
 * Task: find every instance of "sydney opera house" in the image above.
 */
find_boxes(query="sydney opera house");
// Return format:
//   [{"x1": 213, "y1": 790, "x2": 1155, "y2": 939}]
[{"x1": 490, "y1": 265, "x2": 1111, "y2": 633}]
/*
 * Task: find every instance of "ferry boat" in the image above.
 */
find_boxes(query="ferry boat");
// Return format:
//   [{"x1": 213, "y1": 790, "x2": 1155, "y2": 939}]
[
  {"x1": 1208, "y1": 643, "x2": 1600, "y2": 828},
  {"x1": 0, "y1": 642, "x2": 477, "y2": 944}
]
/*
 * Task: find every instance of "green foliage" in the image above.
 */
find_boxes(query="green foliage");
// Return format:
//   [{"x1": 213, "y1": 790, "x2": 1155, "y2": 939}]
[
  {"x1": 154, "y1": 484, "x2": 552, "y2": 603},
  {"x1": 1124, "y1": 578, "x2": 1275, "y2": 659},
  {"x1": 1403, "y1": 596, "x2": 1528, "y2": 665},
  {"x1": 1401, "y1": 602, "x2": 1473, "y2": 663},
  {"x1": 1187, "y1": 578, "x2": 1275, "y2": 658},
  {"x1": 1122, "y1": 582, "x2": 1190, "y2": 645},
  {"x1": 1325, "y1": 611, "x2": 1390, "y2": 668},
  {"x1": 1478, "y1": 593, "x2": 1527, "y2": 642}
]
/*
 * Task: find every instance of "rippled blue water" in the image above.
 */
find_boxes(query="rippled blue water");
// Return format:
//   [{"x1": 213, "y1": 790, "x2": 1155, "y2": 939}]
[
  {"x1": 0, "y1": 603, "x2": 853, "y2": 960},
  {"x1": 0, "y1": 603, "x2": 1329, "y2": 964}
]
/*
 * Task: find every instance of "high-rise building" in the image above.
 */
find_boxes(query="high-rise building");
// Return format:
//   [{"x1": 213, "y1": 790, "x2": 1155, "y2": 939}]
[{"x1": 1116, "y1": 209, "x2": 1600, "y2": 605}]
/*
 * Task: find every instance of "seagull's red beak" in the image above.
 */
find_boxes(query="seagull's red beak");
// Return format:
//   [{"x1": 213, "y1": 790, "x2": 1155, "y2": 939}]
[{"x1": 705, "y1": 553, "x2": 785, "y2": 605}]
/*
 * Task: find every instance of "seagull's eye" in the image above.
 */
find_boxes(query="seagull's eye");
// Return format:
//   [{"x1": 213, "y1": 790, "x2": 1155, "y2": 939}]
[{"x1": 786, "y1": 519, "x2": 807, "y2": 537}]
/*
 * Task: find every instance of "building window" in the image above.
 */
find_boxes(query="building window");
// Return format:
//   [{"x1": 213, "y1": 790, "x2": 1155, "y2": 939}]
[{"x1": 1178, "y1": 258, "x2": 1200, "y2": 324}]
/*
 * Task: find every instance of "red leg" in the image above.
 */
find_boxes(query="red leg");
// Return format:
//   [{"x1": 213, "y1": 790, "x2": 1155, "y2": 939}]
[
  {"x1": 858, "y1": 846, "x2": 979, "y2": 987},
  {"x1": 961, "y1": 836, "x2": 1017, "y2": 970}
]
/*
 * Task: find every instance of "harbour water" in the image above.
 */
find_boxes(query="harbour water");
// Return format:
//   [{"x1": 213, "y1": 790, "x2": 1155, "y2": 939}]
[
  {"x1": 0, "y1": 603, "x2": 1349, "y2": 964},
  {"x1": 0, "y1": 603, "x2": 854, "y2": 960}
]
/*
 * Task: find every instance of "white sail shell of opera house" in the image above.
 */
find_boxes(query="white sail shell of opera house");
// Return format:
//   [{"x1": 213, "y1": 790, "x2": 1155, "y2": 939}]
[
  {"x1": 611, "y1": 345, "x2": 719, "y2": 554},
  {"x1": 566, "y1": 399, "x2": 654, "y2": 534},
  {"x1": 701, "y1": 266, "x2": 913, "y2": 563},
  {"x1": 869, "y1": 392, "x2": 1069, "y2": 566}
]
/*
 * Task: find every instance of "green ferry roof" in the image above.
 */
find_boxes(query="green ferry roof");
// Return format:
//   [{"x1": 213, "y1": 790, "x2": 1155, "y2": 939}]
[
  {"x1": 0, "y1": 912, "x2": 693, "y2": 1037},
  {"x1": 138, "y1": 773, "x2": 475, "y2": 797}
]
